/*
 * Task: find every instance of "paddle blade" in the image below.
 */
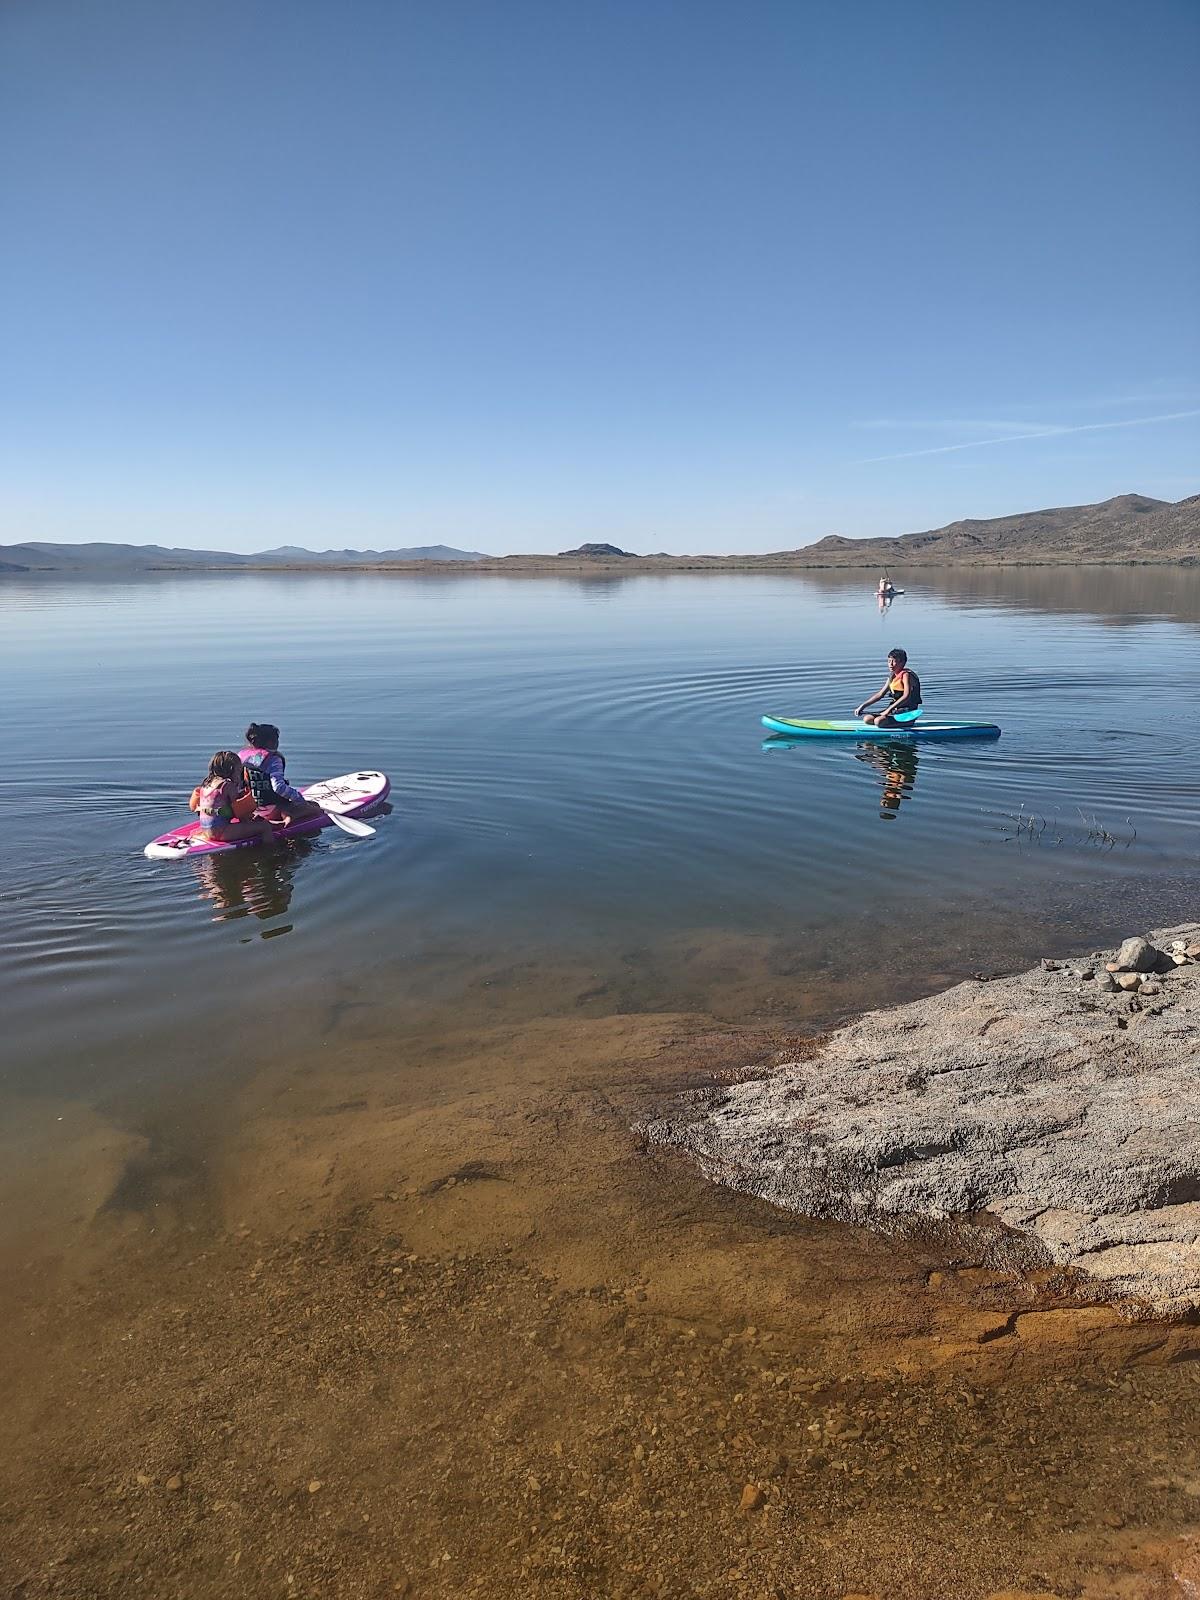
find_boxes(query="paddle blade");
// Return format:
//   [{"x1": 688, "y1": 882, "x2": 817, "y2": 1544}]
[
  {"x1": 325, "y1": 809, "x2": 375, "y2": 838},
  {"x1": 849, "y1": 708, "x2": 922, "y2": 723}
]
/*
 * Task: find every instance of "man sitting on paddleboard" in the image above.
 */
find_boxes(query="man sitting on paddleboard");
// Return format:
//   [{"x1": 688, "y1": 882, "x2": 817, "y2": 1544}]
[{"x1": 855, "y1": 648, "x2": 922, "y2": 727}]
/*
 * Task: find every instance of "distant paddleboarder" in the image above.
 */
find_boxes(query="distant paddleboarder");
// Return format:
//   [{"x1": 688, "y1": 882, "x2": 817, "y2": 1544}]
[{"x1": 855, "y1": 648, "x2": 922, "y2": 727}]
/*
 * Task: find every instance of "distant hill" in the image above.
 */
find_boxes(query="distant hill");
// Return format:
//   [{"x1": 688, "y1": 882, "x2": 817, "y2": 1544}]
[
  {"x1": 556, "y1": 542, "x2": 633, "y2": 558},
  {"x1": 785, "y1": 494, "x2": 1200, "y2": 567},
  {"x1": 0, "y1": 541, "x2": 485, "y2": 571},
  {"x1": 1, "y1": 541, "x2": 244, "y2": 570}
]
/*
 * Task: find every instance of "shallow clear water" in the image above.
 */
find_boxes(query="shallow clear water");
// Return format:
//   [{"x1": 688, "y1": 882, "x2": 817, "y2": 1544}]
[{"x1": 3, "y1": 565, "x2": 1200, "y2": 1107}]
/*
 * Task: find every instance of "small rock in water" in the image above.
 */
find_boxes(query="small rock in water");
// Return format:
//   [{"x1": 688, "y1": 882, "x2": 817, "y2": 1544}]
[{"x1": 1112, "y1": 936, "x2": 1158, "y2": 973}]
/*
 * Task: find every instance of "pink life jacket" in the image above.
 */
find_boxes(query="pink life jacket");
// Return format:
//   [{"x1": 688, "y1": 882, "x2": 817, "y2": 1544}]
[{"x1": 195, "y1": 777, "x2": 236, "y2": 823}]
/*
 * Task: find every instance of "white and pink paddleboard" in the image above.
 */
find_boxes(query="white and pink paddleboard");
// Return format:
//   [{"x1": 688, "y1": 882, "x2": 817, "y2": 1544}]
[{"x1": 144, "y1": 771, "x2": 391, "y2": 860}]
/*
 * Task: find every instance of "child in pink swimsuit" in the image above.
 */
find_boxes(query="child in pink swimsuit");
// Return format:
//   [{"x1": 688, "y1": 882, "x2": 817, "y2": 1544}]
[{"x1": 191, "y1": 752, "x2": 276, "y2": 846}]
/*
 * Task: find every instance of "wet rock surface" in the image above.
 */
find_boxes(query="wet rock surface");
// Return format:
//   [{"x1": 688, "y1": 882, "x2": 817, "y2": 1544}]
[{"x1": 646, "y1": 926, "x2": 1200, "y2": 1313}]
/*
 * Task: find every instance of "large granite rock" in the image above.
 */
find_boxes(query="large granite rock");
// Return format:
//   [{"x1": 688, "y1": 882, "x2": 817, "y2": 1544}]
[{"x1": 645, "y1": 927, "x2": 1200, "y2": 1314}]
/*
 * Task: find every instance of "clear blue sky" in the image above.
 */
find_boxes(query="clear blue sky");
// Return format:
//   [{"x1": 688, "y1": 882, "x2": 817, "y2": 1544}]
[{"x1": 2, "y1": 0, "x2": 1197, "y2": 554}]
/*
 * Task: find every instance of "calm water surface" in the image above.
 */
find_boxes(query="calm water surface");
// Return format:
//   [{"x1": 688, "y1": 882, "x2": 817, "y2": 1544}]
[{"x1": 3, "y1": 566, "x2": 1200, "y2": 1116}]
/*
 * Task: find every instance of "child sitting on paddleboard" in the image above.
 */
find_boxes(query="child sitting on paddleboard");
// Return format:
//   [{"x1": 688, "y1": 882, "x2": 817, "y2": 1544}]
[
  {"x1": 239, "y1": 723, "x2": 322, "y2": 825},
  {"x1": 855, "y1": 648, "x2": 922, "y2": 727},
  {"x1": 191, "y1": 752, "x2": 276, "y2": 846}
]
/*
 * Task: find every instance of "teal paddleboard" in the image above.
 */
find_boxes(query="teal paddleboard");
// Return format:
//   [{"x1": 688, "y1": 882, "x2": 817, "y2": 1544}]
[{"x1": 762, "y1": 715, "x2": 1000, "y2": 740}]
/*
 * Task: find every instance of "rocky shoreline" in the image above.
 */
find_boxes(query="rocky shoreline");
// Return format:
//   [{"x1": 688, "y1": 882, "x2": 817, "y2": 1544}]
[{"x1": 645, "y1": 926, "x2": 1200, "y2": 1316}]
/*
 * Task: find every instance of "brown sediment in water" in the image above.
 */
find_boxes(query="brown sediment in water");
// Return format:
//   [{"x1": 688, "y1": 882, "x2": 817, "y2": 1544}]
[{"x1": 3, "y1": 995, "x2": 1200, "y2": 1599}]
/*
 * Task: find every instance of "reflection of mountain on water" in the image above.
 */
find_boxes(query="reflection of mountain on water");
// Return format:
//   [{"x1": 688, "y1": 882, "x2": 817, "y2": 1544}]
[
  {"x1": 190, "y1": 840, "x2": 315, "y2": 934},
  {"x1": 565, "y1": 573, "x2": 635, "y2": 598},
  {"x1": 784, "y1": 565, "x2": 1200, "y2": 630},
  {"x1": 910, "y1": 566, "x2": 1200, "y2": 630}
]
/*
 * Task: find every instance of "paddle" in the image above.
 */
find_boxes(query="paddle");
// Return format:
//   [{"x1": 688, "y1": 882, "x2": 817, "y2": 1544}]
[
  {"x1": 852, "y1": 707, "x2": 923, "y2": 724},
  {"x1": 320, "y1": 803, "x2": 376, "y2": 839}
]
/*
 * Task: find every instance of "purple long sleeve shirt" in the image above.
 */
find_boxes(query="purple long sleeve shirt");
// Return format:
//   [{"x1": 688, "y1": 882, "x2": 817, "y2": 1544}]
[{"x1": 242, "y1": 748, "x2": 305, "y2": 805}]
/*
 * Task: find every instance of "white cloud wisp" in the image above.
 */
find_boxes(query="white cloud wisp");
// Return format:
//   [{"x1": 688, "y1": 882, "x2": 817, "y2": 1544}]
[{"x1": 858, "y1": 409, "x2": 1200, "y2": 464}]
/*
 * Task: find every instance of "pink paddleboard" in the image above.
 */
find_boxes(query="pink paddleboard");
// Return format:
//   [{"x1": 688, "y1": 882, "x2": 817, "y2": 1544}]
[{"x1": 144, "y1": 771, "x2": 390, "y2": 859}]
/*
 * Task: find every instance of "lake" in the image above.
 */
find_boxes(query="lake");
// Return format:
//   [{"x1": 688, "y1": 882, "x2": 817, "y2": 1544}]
[
  {"x1": 6, "y1": 565, "x2": 1200, "y2": 1597},
  {"x1": 4, "y1": 565, "x2": 1200, "y2": 1113}
]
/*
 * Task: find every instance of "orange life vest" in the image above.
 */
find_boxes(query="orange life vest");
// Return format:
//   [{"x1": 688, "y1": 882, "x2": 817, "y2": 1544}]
[{"x1": 888, "y1": 669, "x2": 922, "y2": 705}]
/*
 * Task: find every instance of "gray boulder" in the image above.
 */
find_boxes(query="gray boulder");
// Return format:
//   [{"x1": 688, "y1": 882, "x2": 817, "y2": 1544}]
[
  {"x1": 1111, "y1": 935, "x2": 1160, "y2": 972},
  {"x1": 644, "y1": 925, "x2": 1200, "y2": 1314}
]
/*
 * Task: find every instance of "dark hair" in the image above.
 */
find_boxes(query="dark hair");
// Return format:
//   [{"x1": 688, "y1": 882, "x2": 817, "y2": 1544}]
[
  {"x1": 208, "y1": 750, "x2": 242, "y2": 781},
  {"x1": 245, "y1": 723, "x2": 280, "y2": 750},
  {"x1": 888, "y1": 647, "x2": 908, "y2": 664}
]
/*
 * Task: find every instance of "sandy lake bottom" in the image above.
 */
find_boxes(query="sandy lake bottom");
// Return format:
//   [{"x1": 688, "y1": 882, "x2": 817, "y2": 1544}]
[{"x1": 4, "y1": 935, "x2": 1200, "y2": 1600}]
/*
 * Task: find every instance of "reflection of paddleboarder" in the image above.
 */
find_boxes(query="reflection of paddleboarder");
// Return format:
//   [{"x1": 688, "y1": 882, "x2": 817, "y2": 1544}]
[
  {"x1": 855, "y1": 648, "x2": 922, "y2": 726},
  {"x1": 854, "y1": 739, "x2": 920, "y2": 819},
  {"x1": 191, "y1": 837, "x2": 312, "y2": 925}
]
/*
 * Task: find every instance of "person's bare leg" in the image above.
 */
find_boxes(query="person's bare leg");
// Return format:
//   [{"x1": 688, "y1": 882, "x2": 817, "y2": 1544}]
[{"x1": 281, "y1": 799, "x2": 323, "y2": 824}]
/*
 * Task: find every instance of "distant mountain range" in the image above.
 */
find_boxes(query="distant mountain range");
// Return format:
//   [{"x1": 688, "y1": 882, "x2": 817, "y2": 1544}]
[
  {"x1": 254, "y1": 544, "x2": 485, "y2": 564},
  {"x1": 536, "y1": 493, "x2": 1199, "y2": 566},
  {"x1": 0, "y1": 541, "x2": 485, "y2": 571},
  {"x1": 2, "y1": 494, "x2": 1197, "y2": 572},
  {"x1": 783, "y1": 493, "x2": 1200, "y2": 567}
]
